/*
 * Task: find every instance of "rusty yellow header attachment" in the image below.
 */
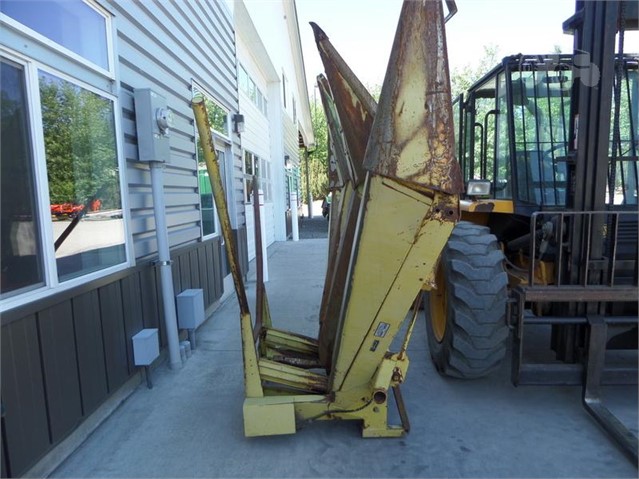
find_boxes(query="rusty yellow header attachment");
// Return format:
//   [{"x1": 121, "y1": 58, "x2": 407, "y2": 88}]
[
  {"x1": 310, "y1": 21, "x2": 376, "y2": 187},
  {"x1": 363, "y1": 1, "x2": 462, "y2": 195},
  {"x1": 193, "y1": 0, "x2": 460, "y2": 439}
]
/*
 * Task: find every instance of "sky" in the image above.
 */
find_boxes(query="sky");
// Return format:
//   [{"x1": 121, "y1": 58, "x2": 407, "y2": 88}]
[{"x1": 296, "y1": 0, "x2": 579, "y2": 96}]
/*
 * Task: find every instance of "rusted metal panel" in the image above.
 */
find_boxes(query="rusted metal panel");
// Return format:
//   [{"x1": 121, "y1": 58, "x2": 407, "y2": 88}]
[
  {"x1": 327, "y1": 137, "x2": 342, "y2": 190},
  {"x1": 318, "y1": 187, "x2": 362, "y2": 368},
  {"x1": 311, "y1": 22, "x2": 377, "y2": 187},
  {"x1": 192, "y1": 96, "x2": 250, "y2": 317},
  {"x1": 362, "y1": 0, "x2": 462, "y2": 195},
  {"x1": 317, "y1": 74, "x2": 352, "y2": 186}
]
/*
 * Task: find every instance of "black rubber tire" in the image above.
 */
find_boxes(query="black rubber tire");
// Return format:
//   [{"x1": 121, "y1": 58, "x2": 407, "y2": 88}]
[{"x1": 425, "y1": 221, "x2": 509, "y2": 379}]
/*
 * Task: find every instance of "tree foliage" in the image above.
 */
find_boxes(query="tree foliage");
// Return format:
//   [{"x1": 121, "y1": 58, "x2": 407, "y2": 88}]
[
  {"x1": 450, "y1": 44, "x2": 501, "y2": 98},
  {"x1": 300, "y1": 98, "x2": 330, "y2": 201},
  {"x1": 39, "y1": 72, "x2": 121, "y2": 209}
]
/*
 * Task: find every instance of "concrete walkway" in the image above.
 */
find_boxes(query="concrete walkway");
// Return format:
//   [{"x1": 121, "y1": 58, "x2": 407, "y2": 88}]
[{"x1": 52, "y1": 237, "x2": 637, "y2": 478}]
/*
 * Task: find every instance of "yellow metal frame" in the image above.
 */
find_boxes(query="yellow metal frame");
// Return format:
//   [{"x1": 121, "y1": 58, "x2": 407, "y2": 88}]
[{"x1": 191, "y1": 0, "x2": 460, "y2": 439}]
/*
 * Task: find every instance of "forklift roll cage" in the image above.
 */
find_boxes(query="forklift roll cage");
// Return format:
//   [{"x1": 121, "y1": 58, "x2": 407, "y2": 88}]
[{"x1": 455, "y1": 54, "x2": 638, "y2": 217}]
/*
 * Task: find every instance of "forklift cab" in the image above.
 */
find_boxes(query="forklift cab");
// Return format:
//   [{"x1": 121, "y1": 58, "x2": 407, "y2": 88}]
[{"x1": 454, "y1": 54, "x2": 638, "y2": 216}]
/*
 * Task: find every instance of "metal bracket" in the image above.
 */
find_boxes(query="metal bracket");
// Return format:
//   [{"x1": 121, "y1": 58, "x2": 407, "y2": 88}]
[{"x1": 582, "y1": 315, "x2": 638, "y2": 465}]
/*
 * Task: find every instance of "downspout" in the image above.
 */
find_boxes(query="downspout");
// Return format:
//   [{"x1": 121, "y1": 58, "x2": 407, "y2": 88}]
[
  {"x1": 305, "y1": 148, "x2": 313, "y2": 218},
  {"x1": 290, "y1": 174, "x2": 299, "y2": 242},
  {"x1": 150, "y1": 162, "x2": 182, "y2": 370}
]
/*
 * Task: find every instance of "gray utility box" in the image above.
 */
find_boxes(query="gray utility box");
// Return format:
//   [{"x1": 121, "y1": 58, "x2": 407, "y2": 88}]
[
  {"x1": 176, "y1": 289, "x2": 205, "y2": 330},
  {"x1": 132, "y1": 328, "x2": 160, "y2": 366},
  {"x1": 133, "y1": 88, "x2": 172, "y2": 162}
]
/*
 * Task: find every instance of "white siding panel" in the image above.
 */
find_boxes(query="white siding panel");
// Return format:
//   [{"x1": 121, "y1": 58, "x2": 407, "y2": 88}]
[
  {"x1": 245, "y1": 208, "x2": 256, "y2": 261},
  {"x1": 282, "y1": 113, "x2": 298, "y2": 160},
  {"x1": 264, "y1": 203, "x2": 275, "y2": 246}
]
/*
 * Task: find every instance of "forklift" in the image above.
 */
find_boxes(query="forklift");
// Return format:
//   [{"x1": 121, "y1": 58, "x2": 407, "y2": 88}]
[{"x1": 422, "y1": 0, "x2": 638, "y2": 463}]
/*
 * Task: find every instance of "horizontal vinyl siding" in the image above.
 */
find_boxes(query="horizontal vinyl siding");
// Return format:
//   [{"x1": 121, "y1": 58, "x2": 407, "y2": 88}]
[
  {"x1": 240, "y1": 98, "x2": 271, "y2": 159},
  {"x1": 282, "y1": 112, "x2": 299, "y2": 164},
  {"x1": 108, "y1": 0, "x2": 240, "y2": 258}
]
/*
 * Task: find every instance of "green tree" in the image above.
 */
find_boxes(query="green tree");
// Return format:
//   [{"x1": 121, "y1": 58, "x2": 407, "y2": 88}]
[
  {"x1": 300, "y1": 95, "x2": 330, "y2": 201},
  {"x1": 450, "y1": 44, "x2": 500, "y2": 98},
  {"x1": 39, "y1": 72, "x2": 121, "y2": 209}
]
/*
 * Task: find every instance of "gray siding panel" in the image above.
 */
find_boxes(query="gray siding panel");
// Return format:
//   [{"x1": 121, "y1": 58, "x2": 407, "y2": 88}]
[
  {"x1": 72, "y1": 291, "x2": 109, "y2": 416},
  {"x1": 1, "y1": 315, "x2": 49, "y2": 477},
  {"x1": 109, "y1": 0, "x2": 240, "y2": 259},
  {"x1": 37, "y1": 302, "x2": 83, "y2": 443}
]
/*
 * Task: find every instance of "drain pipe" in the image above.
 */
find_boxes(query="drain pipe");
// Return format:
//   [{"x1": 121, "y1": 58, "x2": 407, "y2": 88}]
[
  {"x1": 290, "y1": 189, "x2": 299, "y2": 242},
  {"x1": 150, "y1": 161, "x2": 182, "y2": 370},
  {"x1": 258, "y1": 188, "x2": 269, "y2": 281}
]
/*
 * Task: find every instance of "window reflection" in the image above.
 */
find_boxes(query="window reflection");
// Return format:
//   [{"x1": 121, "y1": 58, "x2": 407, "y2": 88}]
[
  {"x1": 1, "y1": 0, "x2": 109, "y2": 70},
  {"x1": 0, "y1": 59, "x2": 44, "y2": 297},
  {"x1": 39, "y1": 71, "x2": 125, "y2": 281},
  {"x1": 198, "y1": 149, "x2": 223, "y2": 236}
]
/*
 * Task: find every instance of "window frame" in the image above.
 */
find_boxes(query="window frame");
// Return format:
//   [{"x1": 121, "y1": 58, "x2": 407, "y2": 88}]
[
  {"x1": 197, "y1": 143, "x2": 225, "y2": 240},
  {"x1": 243, "y1": 149, "x2": 273, "y2": 205},
  {"x1": 238, "y1": 62, "x2": 267, "y2": 117},
  {"x1": 191, "y1": 82, "x2": 230, "y2": 240},
  {"x1": 282, "y1": 72, "x2": 287, "y2": 109},
  {"x1": 243, "y1": 150, "x2": 257, "y2": 205},
  {"x1": 0, "y1": 47, "x2": 132, "y2": 313},
  {"x1": 0, "y1": 0, "x2": 115, "y2": 79}
]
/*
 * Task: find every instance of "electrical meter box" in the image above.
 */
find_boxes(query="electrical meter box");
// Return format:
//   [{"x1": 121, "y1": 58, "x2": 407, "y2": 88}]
[{"x1": 133, "y1": 88, "x2": 173, "y2": 162}]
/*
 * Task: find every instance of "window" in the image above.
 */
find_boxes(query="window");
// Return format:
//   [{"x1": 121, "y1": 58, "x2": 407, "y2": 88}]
[
  {"x1": 1, "y1": 60, "x2": 44, "y2": 297},
  {"x1": 40, "y1": 70, "x2": 125, "y2": 281},
  {"x1": 244, "y1": 151, "x2": 257, "y2": 204},
  {"x1": 1, "y1": 0, "x2": 111, "y2": 72},
  {"x1": 1, "y1": 56, "x2": 127, "y2": 302},
  {"x1": 238, "y1": 65, "x2": 249, "y2": 94},
  {"x1": 243, "y1": 151, "x2": 272, "y2": 204},
  {"x1": 197, "y1": 148, "x2": 224, "y2": 237},
  {"x1": 193, "y1": 85, "x2": 229, "y2": 238},
  {"x1": 238, "y1": 63, "x2": 267, "y2": 117},
  {"x1": 248, "y1": 78, "x2": 257, "y2": 104},
  {"x1": 0, "y1": 1, "x2": 128, "y2": 308}
]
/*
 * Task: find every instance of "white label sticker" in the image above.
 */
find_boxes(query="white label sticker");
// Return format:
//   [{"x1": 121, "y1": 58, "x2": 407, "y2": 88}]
[{"x1": 374, "y1": 322, "x2": 390, "y2": 338}]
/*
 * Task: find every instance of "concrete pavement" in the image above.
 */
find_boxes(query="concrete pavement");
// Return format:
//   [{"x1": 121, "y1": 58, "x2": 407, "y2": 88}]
[{"x1": 52, "y1": 231, "x2": 637, "y2": 478}]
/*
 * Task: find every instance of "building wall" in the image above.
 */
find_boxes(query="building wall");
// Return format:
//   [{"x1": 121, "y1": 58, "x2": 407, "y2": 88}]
[
  {"x1": 0, "y1": 238, "x2": 227, "y2": 478},
  {"x1": 106, "y1": 0, "x2": 244, "y2": 258},
  {"x1": 237, "y1": 0, "x2": 314, "y2": 242},
  {"x1": 0, "y1": 0, "x2": 246, "y2": 476},
  {"x1": 236, "y1": 32, "x2": 276, "y2": 260}
]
